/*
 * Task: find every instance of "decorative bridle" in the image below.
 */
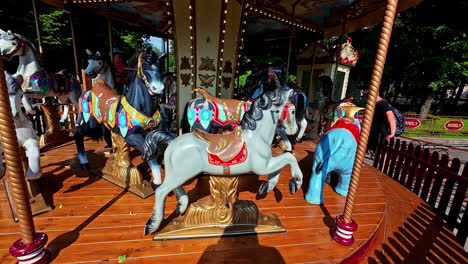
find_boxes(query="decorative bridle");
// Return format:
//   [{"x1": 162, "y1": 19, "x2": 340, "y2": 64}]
[
  {"x1": 0, "y1": 32, "x2": 26, "y2": 59},
  {"x1": 136, "y1": 53, "x2": 154, "y2": 95},
  {"x1": 87, "y1": 54, "x2": 106, "y2": 74}
]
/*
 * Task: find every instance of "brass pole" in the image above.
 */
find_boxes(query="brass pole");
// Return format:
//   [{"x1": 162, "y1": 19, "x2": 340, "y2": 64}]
[
  {"x1": 69, "y1": 7, "x2": 80, "y2": 81},
  {"x1": 108, "y1": 16, "x2": 113, "y2": 64},
  {"x1": 343, "y1": 0, "x2": 399, "y2": 223},
  {"x1": 332, "y1": 12, "x2": 347, "y2": 99},
  {"x1": 32, "y1": 0, "x2": 43, "y2": 54},
  {"x1": 286, "y1": 1, "x2": 300, "y2": 77},
  {"x1": 309, "y1": 44, "x2": 316, "y2": 100},
  {"x1": 0, "y1": 62, "x2": 35, "y2": 244}
]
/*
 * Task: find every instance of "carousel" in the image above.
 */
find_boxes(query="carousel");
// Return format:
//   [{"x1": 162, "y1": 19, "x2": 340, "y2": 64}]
[{"x1": 0, "y1": 0, "x2": 467, "y2": 264}]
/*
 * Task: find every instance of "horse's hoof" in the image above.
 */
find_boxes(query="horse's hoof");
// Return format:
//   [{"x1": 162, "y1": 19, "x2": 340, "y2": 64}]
[
  {"x1": 289, "y1": 179, "x2": 298, "y2": 195},
  {"x1": 80, "y1": 163, "x2": 90, "y2": 170},
  {"x1": 258, "y1": 182, "x2": 269, "y2": 195},
  {"x1": 144, "y1": 218, "x2": 155, "y2": 236}
]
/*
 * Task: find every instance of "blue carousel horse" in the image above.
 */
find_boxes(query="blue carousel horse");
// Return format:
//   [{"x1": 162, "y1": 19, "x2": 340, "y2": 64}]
[
  {"x1": 74, "y1": 47, "x2": 172, "y2": 185},
  {"x1": 144, "y1": 88, "x2": 303, "y2": 234},
  {"x1": 305, "y1": 106, "x2": 364, "y2": 204}
]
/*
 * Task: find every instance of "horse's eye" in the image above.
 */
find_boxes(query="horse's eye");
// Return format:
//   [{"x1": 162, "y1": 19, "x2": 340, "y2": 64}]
[
  {"x1": 99, "y1": 62, "x2": 102, "y2": 65},
  {"x1": 292, "y1": 111, "x2": 295, "y2": 114},
  {"x1": 12, "y1": 42, "x2": 16, "y2": 46}
]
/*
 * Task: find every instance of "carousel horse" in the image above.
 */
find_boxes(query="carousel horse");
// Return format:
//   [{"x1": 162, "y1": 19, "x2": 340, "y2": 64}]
[
  {"x1": 0, "y1": 29, "x2": 82, "y2": 126},
  {"x1": 305, "y1": 106, "x2": 364, "y2": 205},
  {"x1": 181, "y1": 87, "x2": 252, "y2": 133},
  {"x1": 183, "y1": 66, "x2": 307, "y2": 151},
  {"x1": 0, "y1": 72, "x2": 42, "y2": 180},
  {"x1": 244, "y1": 65, "x2": 307, "y2": 149},
  {"x1": 84, "y1": 49, "x2": 115, "y2": 91},
  {"x1": 75, "y1": 47, "x2": 168, "y2": 185},
  {"x1": 144, "y1": 88, "x2": 303, "y2": 234}
]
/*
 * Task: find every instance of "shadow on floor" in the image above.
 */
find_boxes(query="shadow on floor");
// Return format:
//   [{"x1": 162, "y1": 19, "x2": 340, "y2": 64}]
[
  {"x1": 46, "y1": 189, "x2": 128, "y2": 261},
  {"x1": 197, "y1": 232, "x2": 286, "y2": 264},
  {"x1": 367, "y1": 203, "x2": 468, "y2": 263}
]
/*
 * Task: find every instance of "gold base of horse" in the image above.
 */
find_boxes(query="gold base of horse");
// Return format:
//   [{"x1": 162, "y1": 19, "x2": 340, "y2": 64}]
[
  {"x1": 39, "y1": 103, "x2": 71, "y2": 149},
  {"x1": 100, "y1": 132, "x2": 153, "y2": 199},
  {"x1": 2, "y1": 178, "x2": 52, "y2": 221},
  {"x1": 153, "y1": 176, "x2": 285, "y2": 240},
  {"x1": 39, "y1": 130, "x2": 70, "y2": 149}
]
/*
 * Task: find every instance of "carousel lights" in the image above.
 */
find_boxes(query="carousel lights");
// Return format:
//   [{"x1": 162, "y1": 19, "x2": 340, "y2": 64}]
[
  {"x1": 188, "y1": 2, "x2": 195, "y2": 90},
  {"x1": 246, "y1": 6, "x2": 319, "y2": 33},
  {"x1": 67, "y1": 0, "x2": 124, "y2": 3}
]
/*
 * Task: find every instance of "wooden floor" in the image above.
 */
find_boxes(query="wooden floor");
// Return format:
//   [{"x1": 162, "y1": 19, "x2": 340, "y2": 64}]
[
  {"x1": 0, "y1": 139, "x2": 465, "y2": 263},
  {"x1": 364, "y1": 168, "x2": 468, "y2": 263}
]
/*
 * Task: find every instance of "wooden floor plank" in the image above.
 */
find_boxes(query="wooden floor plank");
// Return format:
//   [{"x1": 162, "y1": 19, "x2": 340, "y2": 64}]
[{"x1": 0, "y1": 140, "x2": 387, "y2": 264}]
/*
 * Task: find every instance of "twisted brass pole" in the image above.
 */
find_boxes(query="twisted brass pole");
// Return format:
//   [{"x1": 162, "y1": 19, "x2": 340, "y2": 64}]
[
  {"x1": 0, "y1": 62, "x2": 35, "y2": 243},
  {"x1": 343, "y1": 0, "x2": 399, "y2": 223}
]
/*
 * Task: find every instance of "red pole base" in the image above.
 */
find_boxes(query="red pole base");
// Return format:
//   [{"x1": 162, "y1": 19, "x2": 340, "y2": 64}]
[
  {"x1": 9, "y1": 233, "x2": 50, "y2": 264},
  {"x1": 331, "y1": 215, "x2": 358, "y2": 246}
]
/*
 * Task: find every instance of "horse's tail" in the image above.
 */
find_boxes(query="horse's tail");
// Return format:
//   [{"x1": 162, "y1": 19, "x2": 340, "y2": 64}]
[
  {"x1": 142, "y1": 130, "x2": 176, "y2": 161},
  {"x1": 181, "y1": 101, "x2": 191, "y2": 134}
]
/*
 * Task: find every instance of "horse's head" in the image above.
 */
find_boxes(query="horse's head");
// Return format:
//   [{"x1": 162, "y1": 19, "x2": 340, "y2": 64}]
[
  {"x1": 0, "y1": 29, "x2": 26, "y2": 60},
  {"x1": 133, "y1": 46, "x2": 167, "y2": 96},
  {"x1": 243, "y1": 64, "x2": 287, "y2": 99},
  {"x1": 85, "y1": 49, "x2": 106, "y2": 77},
  {"x1": 277, "y1": 89, "x2": 298, "y2": 135}
]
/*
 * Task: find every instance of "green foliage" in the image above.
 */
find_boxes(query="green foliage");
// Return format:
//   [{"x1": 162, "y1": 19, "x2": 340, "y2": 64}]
[
  {"x1": 168, "y1": 40, "x2": 176, "y2": 72},
  {"x1": 117, "y1": 254, "x2": 127, "y2": 263},
  {"x1": 348, "y1": 0, "x2": 468, "y2": 114},
  {"x1": 40, "y1": 9, "x2": 71, "y2": 46},
  {"x1": 114, "y1": 31, "x2": 150, "y2": 53},
  {"x1": 235, "y1": 70, "x2": 252, "y2": 87}
]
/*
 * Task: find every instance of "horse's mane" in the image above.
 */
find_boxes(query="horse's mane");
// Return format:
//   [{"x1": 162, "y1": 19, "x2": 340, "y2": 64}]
[
  {"x1": 242, "y1": 64, "x2": 287, "y2": 99},
  {"x1": 123, "y1": 51, "x2": 140, "y2": 94},
  {"x1": 13, "y1": 33, "x2": 43, "y2": 68},
  {"x1": 241, "y1": 88, "x2": 290, "y2": 131},
  {"x1": 5, "y1": 71, "x2": 20, "y2": 94}
]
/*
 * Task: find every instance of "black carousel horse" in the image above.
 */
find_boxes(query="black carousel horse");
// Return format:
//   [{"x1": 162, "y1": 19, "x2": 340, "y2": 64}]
[{"x1": 74, "y1": 47, "x2": 173, "y2": 185}]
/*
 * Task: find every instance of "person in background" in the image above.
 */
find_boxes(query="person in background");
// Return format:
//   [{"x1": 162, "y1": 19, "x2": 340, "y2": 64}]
[
  {"x1": 112, "y1": 48, "x2": 128, "y2": 94},
  {"x1": 363, "y1": 89, "x2": 397, "y2": 156}
]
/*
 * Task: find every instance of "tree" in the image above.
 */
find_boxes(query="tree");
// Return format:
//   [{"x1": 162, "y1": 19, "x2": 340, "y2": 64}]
[{"x1": 348, "y1": 0, "x2": 468, "y2": 115}]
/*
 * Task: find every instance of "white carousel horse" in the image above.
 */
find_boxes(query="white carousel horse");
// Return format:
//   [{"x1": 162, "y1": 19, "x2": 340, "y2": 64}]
[
  {"x1": 0, "y1": 29, "x2": 81, "y2": 126},
  {"x1": 84, "y1": 49, "x2": 115, "y2": 90},
  {"x1": 0, "y1": 72, "x2": 42, "y2": 180},
  {"x1": 144, "y1": 88, "x2": 303, "y2": 234}
]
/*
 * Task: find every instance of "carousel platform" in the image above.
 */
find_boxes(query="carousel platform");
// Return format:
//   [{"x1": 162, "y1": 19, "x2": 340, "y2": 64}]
[{"x1": 0, "y1": 140, "x2": 466, "y2": 263}]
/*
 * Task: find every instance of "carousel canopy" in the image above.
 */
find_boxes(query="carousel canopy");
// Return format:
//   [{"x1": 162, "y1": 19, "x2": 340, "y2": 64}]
[{"x1": 41, "y1": 0, "x2": 421, "y2": 39}]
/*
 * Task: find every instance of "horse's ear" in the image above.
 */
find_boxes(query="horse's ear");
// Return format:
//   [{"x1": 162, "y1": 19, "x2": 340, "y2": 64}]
[
  {"x1": 95, "y1": 51, "x2": 101, "y2": 57},
  {"x1": 7, "y1": 30, "x2": 13, "y2": 35},
  {"x1": 158, "y1": 53, "x2": 168, "y2": 61},
  {"x1": 157, "y1": 53, "x2": 167, "y2": 69},
  {"x1": 145, "y1": 46, "x2": 153, "y2": 54},
  {"x1": 86, "y1": 49, "x2": 93, "y2": 56}
]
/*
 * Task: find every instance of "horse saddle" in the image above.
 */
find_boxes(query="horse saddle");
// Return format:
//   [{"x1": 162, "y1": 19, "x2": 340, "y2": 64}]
[
  {"x1": 196, "y1": 88, "x2": 245, "y2": 122},
  {"x1": 91, "y1": 78, "x2": 120, "y2": 124},
  {"x1": 194, "y1": 125, "x2": 245, "y2": 162}
]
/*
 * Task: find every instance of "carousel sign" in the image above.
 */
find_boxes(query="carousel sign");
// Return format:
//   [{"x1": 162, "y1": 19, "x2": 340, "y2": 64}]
[
  {"x1": 405, "y1": 118, "x2": 421, "y2": 129},
  {"x1": 444, "y1": 120, "x2": 464, "y2": 131}
]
